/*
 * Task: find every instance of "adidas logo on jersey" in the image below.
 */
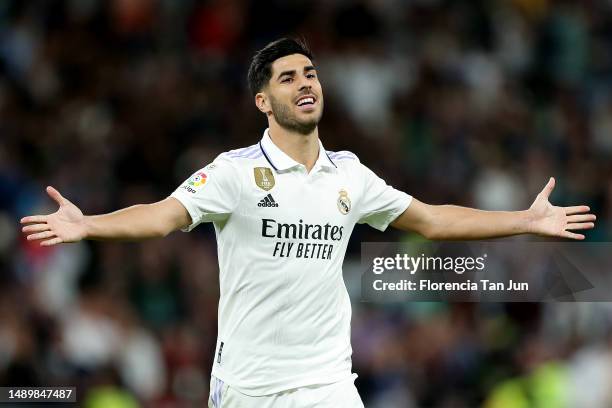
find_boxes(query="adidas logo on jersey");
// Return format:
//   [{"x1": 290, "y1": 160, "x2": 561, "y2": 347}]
[{"x1": 258, "y1": 194, "x2": 279, "y2": 208}]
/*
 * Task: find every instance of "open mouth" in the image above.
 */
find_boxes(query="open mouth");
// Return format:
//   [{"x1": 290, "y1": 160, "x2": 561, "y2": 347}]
[{"x1": 295, "y1": 95, "x2": 316, "y2": 108}]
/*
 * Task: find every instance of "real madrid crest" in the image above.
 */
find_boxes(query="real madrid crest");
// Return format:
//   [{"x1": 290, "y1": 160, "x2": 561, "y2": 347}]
[
  {"x1": 254, "y1": 167, "x2": 275, "y2": 191},
  {"x1": 337, "y1": 189, "x2": 351, "y2": 215}
]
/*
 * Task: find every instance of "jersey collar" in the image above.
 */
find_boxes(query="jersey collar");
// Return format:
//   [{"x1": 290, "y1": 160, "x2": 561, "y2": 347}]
[{"x1": 259, "y1": 128, "x2": 337, "y2": 173}]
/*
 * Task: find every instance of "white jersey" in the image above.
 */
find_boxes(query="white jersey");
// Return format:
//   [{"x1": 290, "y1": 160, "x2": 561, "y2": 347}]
[{"x1": 170, "y1": 129, "x2": 412, "y2": 396}]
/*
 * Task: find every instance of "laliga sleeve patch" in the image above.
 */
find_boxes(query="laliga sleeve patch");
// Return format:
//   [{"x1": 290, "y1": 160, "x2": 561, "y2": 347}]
[
  {"x1": 189, "y1": 171, "x2": 208, "y2": 187},
  {"x1": 181, "y1": 171, "x2": 208, "y2": 193}
]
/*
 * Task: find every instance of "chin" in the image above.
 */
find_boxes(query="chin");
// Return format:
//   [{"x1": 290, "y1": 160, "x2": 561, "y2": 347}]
[
  {"x1": 298, "y1": 115, "x2": 321, "y2": 129},
  {"x1": 282, "y1": 118, "x2": 319, "y2": 135},
  {"x1": 299, "y1": 108, "x2": 322, "y2": 122}
]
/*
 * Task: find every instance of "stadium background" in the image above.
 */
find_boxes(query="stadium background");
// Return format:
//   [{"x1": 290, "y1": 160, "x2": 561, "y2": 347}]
[{"x1": 1, "y1": 0, "x2": 612, "y2": 406}]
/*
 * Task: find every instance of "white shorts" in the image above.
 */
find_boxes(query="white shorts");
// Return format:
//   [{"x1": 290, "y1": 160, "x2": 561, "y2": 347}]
[{"x1": 208, "y1": 375, "x2": 364, "y2": 408}]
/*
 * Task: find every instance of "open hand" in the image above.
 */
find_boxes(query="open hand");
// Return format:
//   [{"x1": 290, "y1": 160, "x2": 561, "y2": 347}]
[
  {"x1": 20, "y1": 186, "x2": 87, "y2": 246},
  {"x1": 528, "y1": 177, "x2": 596, "y2": 240}
]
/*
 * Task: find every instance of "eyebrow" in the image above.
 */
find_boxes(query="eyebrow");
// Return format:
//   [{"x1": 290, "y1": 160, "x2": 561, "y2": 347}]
[{"x1": 277, "y1": 65, "x2": 317, "y2": 80}]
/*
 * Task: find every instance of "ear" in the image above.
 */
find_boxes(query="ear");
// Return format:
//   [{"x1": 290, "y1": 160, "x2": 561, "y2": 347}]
[{"x1": 255, "y1": 92, "x2": 271, "y2": 115}]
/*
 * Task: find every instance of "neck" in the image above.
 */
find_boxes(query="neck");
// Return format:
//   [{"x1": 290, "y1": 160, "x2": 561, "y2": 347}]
[{"x1": 267, "y1": 119, "x2": 320, "y2": 172}]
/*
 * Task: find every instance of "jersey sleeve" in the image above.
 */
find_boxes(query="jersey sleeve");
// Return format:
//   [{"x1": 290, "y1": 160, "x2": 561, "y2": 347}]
[
  {"x1": 357, "y1": 163, "x2": 412, "y2": 231},
  {"x1": 170, "y1": 155, "x2": 241, "y2": 232}
]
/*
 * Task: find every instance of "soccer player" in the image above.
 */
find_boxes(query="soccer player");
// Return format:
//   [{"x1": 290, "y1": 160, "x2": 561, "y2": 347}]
[{"x1": 21, "y1": 38, "x2": 595, "y2": 407}]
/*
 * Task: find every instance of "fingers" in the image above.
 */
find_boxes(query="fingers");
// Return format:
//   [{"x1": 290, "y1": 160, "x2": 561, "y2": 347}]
[
  {"x1": 20, "y1": 215, "x2": 48, "y2": 224},
  {"x1": 46, "y1": 186, "x2": 67, "y2": 206},
  {"x1": 562, "y1": 231, "x2": 585, "y2": 240},
  {"x1": 41, "y1": 237, "x2": 63, "y2": 247},
  {"x1": 21, "y1": 186, "x2": 68, "y2": 224},
  {"x1": 560, "y1": 212, "x2": 595, "y2": 239},
  {"x1": 20, "y1": 217, "x2": 53, "y2": 242},
  {"x1": 566, "y1": 222, "x2": 595, "y2": 231},
  {"x1": 565, "y1": 205, "x2": 590, "y2": 215},
  {"x1": 27, "y1": 231, "x2": 56, "y2": 241},
  {"x1": 539, "y1": 177, "x2": 555, "y2": 199},
  {"x1": 24, "y1": 228, "x2": 64, "y2": 246},
  {"x1": 567, "y1": 214, "x2": 596, "y2": 223},
  {"x1": 22, "y1": 224, "x2": 50, "y2": 233},
  {"x1": 561, "y1": 221, "x2": 595, "y2": 240}
]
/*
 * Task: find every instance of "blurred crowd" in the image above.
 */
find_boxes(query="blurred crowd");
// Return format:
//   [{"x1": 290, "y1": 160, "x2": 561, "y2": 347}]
[{"x1": 1, "y1": 0, "x2": 612, "y2": 406}]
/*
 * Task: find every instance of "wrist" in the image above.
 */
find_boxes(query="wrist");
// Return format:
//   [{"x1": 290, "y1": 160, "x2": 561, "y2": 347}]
[
  {"x1": 522, "y1": 209, "x2": 536, "y2": 234},
  {"x1": 82, "y1": 215, "x2": 93, "y2": 240}
]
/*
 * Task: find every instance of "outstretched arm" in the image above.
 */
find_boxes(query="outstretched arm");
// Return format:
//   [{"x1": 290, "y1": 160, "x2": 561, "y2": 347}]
[
  {"x1": 391, "y1": 178, "x2": 596, "y2": 240},
  {"x1": 21, "y1": 186, "x2": 191, "y2": 246}
]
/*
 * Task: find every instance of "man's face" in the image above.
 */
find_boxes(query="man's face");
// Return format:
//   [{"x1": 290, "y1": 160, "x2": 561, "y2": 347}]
[{"x1": 258, "y1": 53, "x2": 324, "y2": 134}]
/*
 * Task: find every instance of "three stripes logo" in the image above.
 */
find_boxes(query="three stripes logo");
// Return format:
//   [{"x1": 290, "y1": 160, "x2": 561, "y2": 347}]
[
  {"x1": 258, "y1": 194, "x2": 279, "y2": 208},
  {"x1": 217, "y1": 341, "x2": 224, "y2": 364}
]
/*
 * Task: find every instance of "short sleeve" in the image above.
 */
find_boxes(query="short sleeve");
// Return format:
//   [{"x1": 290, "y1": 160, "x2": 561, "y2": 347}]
[
  {"x1": 357, "y1": 163, "x2": 412, "y2": 231},
  {"x1": 170, "y1": 155, "x2": 241, "y2": 232}
]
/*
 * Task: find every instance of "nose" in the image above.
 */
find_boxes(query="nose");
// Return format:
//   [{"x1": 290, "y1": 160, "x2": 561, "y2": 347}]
[{"x1": 297, "y1": 77, "x2": 311, "y2": 92}]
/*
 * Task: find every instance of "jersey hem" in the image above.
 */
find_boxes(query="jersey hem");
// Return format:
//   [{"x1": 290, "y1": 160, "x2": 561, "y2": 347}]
[
  {"x1": 376, "y1": 193, "x2": 413, "y2": 231},
  {"x1": 210, "y1": 369, "x2": 354, "y2": 397},
  {"x1": 169, "y1": 192, "x2": 201, "y2": 232}
]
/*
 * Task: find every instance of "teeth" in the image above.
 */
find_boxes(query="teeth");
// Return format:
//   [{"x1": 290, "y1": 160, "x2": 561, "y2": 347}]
[{"x1": 297, "y1": 97, "x2": 314, "y2": 106}]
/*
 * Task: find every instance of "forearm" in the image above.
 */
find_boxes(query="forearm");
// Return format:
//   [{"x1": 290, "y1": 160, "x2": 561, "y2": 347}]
[
  {"x1": 424, "y1": 205, "x2": 532, "y2": 240},
  {"x1": 393, "y1": 181, "x2": 594, "y2": 241},
  {"x1": 85, "y1": 200, "x2": 185, "y2": 241}
]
